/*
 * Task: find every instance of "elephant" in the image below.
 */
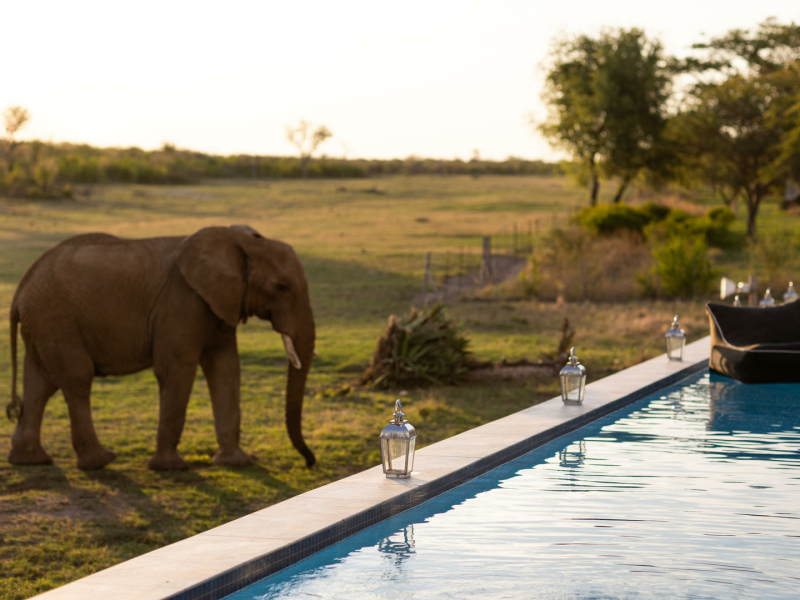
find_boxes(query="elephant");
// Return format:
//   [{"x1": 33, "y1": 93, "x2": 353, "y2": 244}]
[{"x1": 6, "y1": 225, "x2": 316, "y2": 470}]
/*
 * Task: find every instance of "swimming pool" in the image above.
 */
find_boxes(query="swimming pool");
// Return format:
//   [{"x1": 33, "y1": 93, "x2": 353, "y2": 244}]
[{"x1": 226, "y1": 371, "x2": 800, "y2": 600}]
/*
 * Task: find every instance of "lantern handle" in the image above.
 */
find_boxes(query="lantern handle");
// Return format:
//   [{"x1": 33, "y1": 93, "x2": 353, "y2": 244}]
[{"x1": 393, "y1": 399, "x2": 405, "y2": 425}]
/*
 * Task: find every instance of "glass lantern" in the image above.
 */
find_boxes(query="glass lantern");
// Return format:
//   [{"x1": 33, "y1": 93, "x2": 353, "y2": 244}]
[
  {"x1": 665, "y1": 315, "x2": 685, "y2": 361},
  {"x1": 732, "y1": 293, "x2": 742, "y2": 307},
  {"x1": 559, "y1": 347, "x2": 586, "y2": 405},
  {"x1": 784, "y1": 282, "x2": 798, "y2": 304},
  {"x1": 759, "y1": 288, "x2": 776, "y2": 308},
  {"x1": 380, "y1": 400, "x2": 416, "y2": 479}
]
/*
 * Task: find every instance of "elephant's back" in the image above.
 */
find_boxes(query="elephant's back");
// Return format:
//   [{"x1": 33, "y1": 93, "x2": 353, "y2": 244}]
[{"x1": 14, "y1": 234, "x2": 186, "y2": 372}]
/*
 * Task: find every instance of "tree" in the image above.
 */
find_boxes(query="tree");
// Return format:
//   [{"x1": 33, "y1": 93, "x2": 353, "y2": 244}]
[
  {"x1": 675, "y1": 19, "x2": 800, "y2": 240},
  {"x1": 3, "y1": 106, "x2": 30, "y2": 139},
  {"x1": 285, "y1": 120, "x2": 332, "y2": 179},
  {"x1": 537, "y1": 29, "x2": 673, "y2": 205},
  {"x1": 2, "y1": 106, "x2": 31, "y2": 169}
]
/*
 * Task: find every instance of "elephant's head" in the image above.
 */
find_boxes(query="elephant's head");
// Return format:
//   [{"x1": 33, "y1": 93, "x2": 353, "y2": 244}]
[{"x1": 176, "y1": 225, "x2": 316, "y2": 467}]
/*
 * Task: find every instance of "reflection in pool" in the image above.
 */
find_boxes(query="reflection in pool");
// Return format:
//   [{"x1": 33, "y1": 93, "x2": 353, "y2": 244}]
[{"x1": 228, "y1": 371, "x2": 800, "y2": 600}]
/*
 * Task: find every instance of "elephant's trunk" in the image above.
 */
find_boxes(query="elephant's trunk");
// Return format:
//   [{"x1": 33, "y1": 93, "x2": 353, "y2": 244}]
[{"x1": 284, "y1": 316, "x2": 316, "y2": 467}]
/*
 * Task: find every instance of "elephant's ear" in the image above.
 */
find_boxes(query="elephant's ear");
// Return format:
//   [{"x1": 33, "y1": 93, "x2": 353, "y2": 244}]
[{"x1": 177, "y1": 228, "x2": 246, "y2": 328}]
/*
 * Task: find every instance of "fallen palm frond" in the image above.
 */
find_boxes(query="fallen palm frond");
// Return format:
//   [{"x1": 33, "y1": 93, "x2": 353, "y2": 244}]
[{"x1": 360, "y1": 302, "x2": 470, "y2": 389}]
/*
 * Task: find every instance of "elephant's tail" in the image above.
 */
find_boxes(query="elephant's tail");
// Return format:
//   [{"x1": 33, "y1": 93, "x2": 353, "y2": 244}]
[{"x1": 6, "y1": 301, "x2": 22, "y2": 422}]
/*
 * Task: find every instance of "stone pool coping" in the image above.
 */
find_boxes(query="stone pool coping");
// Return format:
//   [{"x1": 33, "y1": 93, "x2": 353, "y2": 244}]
[{"x1": 36, "y1": 337, "x2": 710, "y2": 600}]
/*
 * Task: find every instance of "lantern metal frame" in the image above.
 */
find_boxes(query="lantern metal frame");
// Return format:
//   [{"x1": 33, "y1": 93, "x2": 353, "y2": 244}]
[
  {"x1": 665, "y1": 315, "x2": 685, "y2": 361},
  {"x1": 760, "y1": 288, "x2": 776, "y2": 308},
  {"x1": 559, "y1": 347, "x2": 586, "y2": 405},
  {"x1": 784, "y1": 282, "x2": 798, "y2": 304},
  {"x1": 379, "y1": 400, "x2": 417, "y2": 479}
]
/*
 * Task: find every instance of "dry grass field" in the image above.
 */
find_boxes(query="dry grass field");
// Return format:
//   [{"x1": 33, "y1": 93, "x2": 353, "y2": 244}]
[{"x1": 0, "y1": 175, "x2": 741, "y2": 598}]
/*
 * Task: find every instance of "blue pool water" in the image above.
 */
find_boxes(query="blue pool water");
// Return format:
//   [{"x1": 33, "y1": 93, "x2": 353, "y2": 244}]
[{"x1": 228, "y1": 372, "x2": 800, "y2": 599}]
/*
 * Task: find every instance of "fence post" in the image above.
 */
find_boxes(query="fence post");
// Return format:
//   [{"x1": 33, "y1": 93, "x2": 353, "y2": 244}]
[
  {"x1": 527, "y1": 220, "x2": 533, "y2": 253},
  {"x1": 458, "y1": 247, "x2": 464, "y2": 290},
  {"x1": 422, "y1": 251, "x2": 437, "y2": 297},
  {"x1": 480, "y1": 236, "x2": 492, "y2": 284},
  {"x1": 513, "y1": 223, "x2": 518, "y2": 255}
]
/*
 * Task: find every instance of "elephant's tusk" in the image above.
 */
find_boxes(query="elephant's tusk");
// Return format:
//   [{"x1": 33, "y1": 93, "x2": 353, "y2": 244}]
[{"x1": 282, "y1": 334, "x2": 302, "y2": 370}]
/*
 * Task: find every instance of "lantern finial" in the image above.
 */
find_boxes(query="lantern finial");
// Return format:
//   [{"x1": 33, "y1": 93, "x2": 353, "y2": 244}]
[{"x1": 393, "y1": 399, "x2": 405, "y2": 425}]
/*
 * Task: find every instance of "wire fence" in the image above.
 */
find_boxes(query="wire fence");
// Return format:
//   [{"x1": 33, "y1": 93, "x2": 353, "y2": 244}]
[{"x1": 418, "y1": 211, "x2": 574, "y2": 301}]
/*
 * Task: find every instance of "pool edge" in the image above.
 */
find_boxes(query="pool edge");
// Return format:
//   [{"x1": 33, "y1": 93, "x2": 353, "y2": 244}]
[{"x1": 33, "y1": 337, "x2": 711, "y2": 600}]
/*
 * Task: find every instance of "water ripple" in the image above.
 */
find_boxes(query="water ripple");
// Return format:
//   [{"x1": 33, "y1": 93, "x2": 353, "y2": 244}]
[{"x1": 229, "y1": 372, "x2": 800, "y2": 600}]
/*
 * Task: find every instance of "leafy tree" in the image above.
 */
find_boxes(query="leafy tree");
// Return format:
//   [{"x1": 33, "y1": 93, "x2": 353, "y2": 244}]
[
  {"x1": 2, "y1": 106, "x2": 31, "y2": 168},
  {"x1": 3, "y1": 106, "x2": 30, "y2": 139},
  {"x1": 675, "y1": 19, "x2": 800, "y2": 240},
  {"x1": 537, "y1": 29, "x2": 673, "y2": 205},
  {"x1": 285, "y1": 120, "x2": 332, "y2": 179}
]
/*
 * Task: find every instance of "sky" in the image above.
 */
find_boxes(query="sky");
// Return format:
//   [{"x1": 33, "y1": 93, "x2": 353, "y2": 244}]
[{"x1": 2, "y1": 1, "x2": 798, "y2": 161}]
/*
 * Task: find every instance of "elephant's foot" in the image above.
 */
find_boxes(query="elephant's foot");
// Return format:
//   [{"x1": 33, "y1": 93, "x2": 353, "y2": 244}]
[
  {"x1": 7, "y1": 442, "x2": 53, "y2": 466},
  {"x1": 213, "y1": 447, "x2": 255, "y2": 467},
  {"x1": 77, "y1": 446, "x2": 116, "y2": 471},
  {"x1": 148, "y1": 450, "x2": 189, "y2": 471}
]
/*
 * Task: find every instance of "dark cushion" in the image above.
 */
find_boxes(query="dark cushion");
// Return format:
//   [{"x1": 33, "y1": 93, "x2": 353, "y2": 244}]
[{"x1": 707, "y1": 301, "x2": 800, "y2": 383}]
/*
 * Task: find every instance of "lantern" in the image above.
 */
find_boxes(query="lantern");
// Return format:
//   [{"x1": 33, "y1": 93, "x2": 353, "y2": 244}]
[
  {"x1": 733, "y1": 293, "x2": 742, "y2": 307},
  {"x1": 379, "y1": 400, "x2": 416, "y2": 479},
  {"x1": 759, "y1": 288, "x2": 776, "y2": 308},
  {"x1": 559, "y1": 347, "x2": 586, "y2": 405},
  {"x1": 784, "y1": 282, "x2": 798, "y2": 304},
  {"x1": 665, "y1": 315, "x2": 685, "y2": 361}
]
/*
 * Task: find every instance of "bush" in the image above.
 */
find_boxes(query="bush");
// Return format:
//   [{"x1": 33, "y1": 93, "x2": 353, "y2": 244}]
[
  {"x1": 576, "y1": 204, "x2": 652, "y2": 236},
  {"x1": 644, "y1": 207, "x2": 743, "y2": 249},
  {"x1": 512, "y1": 226, "x2": 652, "y2": 302},
  {"x1": 641, "y1": 237, "x2": 718, "y2": 299},
  {"x1": 360, "y1": 302, "x2": 470, "y2": 389}
]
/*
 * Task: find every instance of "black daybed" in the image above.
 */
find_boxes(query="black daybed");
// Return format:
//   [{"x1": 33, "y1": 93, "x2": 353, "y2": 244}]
[{"x1": 707, "y1": 301, "x2": 800, "y2": 383}]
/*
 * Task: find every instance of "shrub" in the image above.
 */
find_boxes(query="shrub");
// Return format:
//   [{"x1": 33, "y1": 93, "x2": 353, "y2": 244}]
[
  {"x1": 576, "y1": 204, "x2": 651, "y2": 236},
  {"x1": 644, "y1": 208, "x2": 743, "y2": 250},
  {"x1": 513, "y1": 226, "x2": 651, "y2": 302},
  {"x1": 360, "y1": 302, "x2": 470, "y2": 389},
  {"x1": 643, "y1": 237, "x2": 718, "y2": 299}
]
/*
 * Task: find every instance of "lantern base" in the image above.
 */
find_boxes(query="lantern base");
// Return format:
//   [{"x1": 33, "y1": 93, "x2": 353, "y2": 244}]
[
  {"x1": 384, "y1": 472, "x2": 412, "y2": 479},
  {"x1": 667, "y1": 355, "x2": 683, "y2": 362},
  {"x1": 562, "y1": 398, "x2": 583, "y2": 406}
]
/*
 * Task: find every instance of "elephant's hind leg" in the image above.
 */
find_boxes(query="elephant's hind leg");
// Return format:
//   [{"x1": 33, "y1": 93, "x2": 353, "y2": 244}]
[
  {"x1": 8, "y1": 353, "x2": 58, "y2": 466},
  {"x1": 63, "y1": 380, "x2": 116, "y2": 470},
  {"x1": 56, "y1": 350, "x2": 115, "y2": 470}
]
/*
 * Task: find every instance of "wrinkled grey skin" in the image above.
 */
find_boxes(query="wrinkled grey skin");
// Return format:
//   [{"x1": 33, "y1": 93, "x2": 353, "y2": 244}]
[{"x1": 7, "y1": 225, "x2": 316, "y2": 470}]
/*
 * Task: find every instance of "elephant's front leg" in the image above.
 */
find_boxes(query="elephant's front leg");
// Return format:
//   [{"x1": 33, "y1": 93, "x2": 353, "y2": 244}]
[
  {"x1": 200, "y1": 332, "x2": 254, "y2": 467},
  {"x1": 148, "y1": 359, "x2": 198, "y2": 471}
]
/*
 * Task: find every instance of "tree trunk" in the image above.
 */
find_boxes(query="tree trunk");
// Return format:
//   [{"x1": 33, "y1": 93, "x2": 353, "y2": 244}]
[
  {"x1": 612, "y1": 176, "x2": 631, "y2": 204},
  {"x1": 590, "y1": 174, "x2": 599, "y2": 206},
  {"x1": 746, "y1": 189, "x2": 761, "y2": 242},
  {"x1": 301, "y1": 156, "x2": 309, "y2": 179}
]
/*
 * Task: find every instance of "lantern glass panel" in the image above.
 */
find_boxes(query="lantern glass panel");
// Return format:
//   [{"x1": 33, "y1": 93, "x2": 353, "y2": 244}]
[
  {"x1": 382, "y1": 438, "x2": 407, "y2": 473},
  {"x1": 560, "y1": 372, "x2": 584, "y2": 403},
  {"x1": 666, "y1": 335, "x2": 685, "y2": 361}
]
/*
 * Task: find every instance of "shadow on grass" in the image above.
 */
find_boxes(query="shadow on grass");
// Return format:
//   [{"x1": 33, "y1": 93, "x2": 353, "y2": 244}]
[{"x1": 4, "y1": 464, "x2": 71, "y2": 493}]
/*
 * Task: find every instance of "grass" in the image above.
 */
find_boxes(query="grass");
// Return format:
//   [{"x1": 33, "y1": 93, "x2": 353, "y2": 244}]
[{"x1": 0, "y1": 175, "x2": 786, "y2": 598}]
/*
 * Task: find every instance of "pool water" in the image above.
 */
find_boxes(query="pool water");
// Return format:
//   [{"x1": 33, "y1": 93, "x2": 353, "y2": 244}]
[{"x1": 228, "y1": 372, "x2": 800, "y2": 600}]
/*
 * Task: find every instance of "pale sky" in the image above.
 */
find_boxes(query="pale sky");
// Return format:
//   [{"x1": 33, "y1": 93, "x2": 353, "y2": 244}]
[{"x1": 2, "y1": 1, "x2": 798, "y2": 161}]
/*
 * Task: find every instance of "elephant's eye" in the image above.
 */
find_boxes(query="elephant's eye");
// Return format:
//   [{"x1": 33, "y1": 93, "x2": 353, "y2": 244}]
[{"x1": 276, "y1": 283, "x2": 289, "y2": 293}]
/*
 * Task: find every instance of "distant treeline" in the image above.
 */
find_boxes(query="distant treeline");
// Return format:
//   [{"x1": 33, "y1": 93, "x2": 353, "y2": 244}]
[{"x1": 0, "y1": 140, "x2": 561, "y2": 198}]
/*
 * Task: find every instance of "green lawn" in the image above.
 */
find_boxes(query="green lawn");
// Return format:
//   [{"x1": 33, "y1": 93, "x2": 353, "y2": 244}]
[{"x1": 0, "y1": 175, "x2": 778, "y2": 598}]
